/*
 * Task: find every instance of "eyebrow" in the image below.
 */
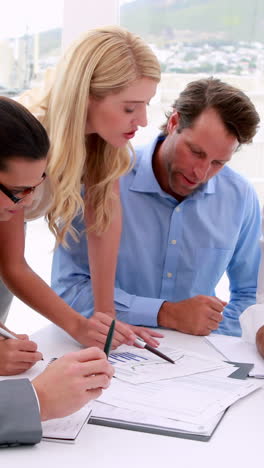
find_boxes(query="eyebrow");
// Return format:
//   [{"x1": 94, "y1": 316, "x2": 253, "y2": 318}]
[
  {"x1": 123, "y1": 100, "x2": 145, "y2": 103},
  {"x1": 8, "y1": 173, "x2": 46, "y2": 190}
]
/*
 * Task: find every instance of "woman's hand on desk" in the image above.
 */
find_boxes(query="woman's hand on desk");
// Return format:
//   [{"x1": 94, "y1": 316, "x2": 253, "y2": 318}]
[
  {"x1": 32, "y1": 347, "x2": 114, "y2": 421},
  {"x1": 0, "y1": 332, "x2": 43, "y2": 375},
  {"x1": 70, "y1": 312, "x2": 137, "y2": 350},
  {"x1": 128, "y1": 325, "x2": 164, "y2": 348}
]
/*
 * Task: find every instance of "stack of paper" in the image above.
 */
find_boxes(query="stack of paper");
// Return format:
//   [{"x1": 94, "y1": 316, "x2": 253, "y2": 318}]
[
  {"x1": 88, "y1": 345, "x2": 262, "y2": 441},
  {"x1": 206, "y1": 335, "x2": 264, "y2": 378},
  {"x1": 108, "y1": 345, "x2": 232, "y2": 384},
  {"x1": 97, "y1": 371, "x2": 260, "y2": 424}
]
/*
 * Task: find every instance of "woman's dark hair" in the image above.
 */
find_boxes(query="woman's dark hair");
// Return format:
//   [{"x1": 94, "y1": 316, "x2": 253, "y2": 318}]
[{"x1": 0, "y1": 96, "x2": 50, "y2": 171}]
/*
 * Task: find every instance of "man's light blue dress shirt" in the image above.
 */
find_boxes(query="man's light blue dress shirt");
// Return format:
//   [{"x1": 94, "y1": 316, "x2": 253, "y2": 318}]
[{"x1": 52, "y1": 136, "x2": 261, "y2": 336}]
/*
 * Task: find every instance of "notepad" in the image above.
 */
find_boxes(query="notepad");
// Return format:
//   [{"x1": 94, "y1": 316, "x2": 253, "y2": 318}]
[{"x1": 42, "y1": 403, "x2": 92, "y2": 443}]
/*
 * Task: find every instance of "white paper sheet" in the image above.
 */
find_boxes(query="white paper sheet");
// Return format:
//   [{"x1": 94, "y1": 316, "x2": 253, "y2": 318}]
[
  {"x1": 109, "y1": 345, "x2": 231, "y2": 384},
  {"x1": 205, "y1": 334, "x2": 264, "y2": 378},
  {"x1": 42, "y1": 404, "x2": 92, "y2": 442},
  {"x1": 98, "y1": 372, "x2": 261, "y2": 424}
]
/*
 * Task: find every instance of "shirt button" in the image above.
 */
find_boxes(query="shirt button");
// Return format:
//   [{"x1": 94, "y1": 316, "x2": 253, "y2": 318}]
[
  {"x1": 167, "y1": 272, "x2": 173, "y2": 278},
  {"x1": 175, "y1": 206, "x2": 181, "y2": 212},
  {"x1": 171, "y1": 239, "x2": 177, "y2": 245}
]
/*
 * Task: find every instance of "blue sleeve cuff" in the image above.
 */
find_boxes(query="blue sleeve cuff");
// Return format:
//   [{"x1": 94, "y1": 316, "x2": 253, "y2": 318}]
[{"x1": 114, "y1": 288, "x2": 164, "y2": 327}]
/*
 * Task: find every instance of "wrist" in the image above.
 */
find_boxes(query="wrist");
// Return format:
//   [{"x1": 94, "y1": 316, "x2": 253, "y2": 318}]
[
  {"x1": 67, "y1": 314, "x2": 88, "y2": 341},
  {"x1": 32, "y1": 379, "x2": 49, "y2": 421},
  {"x1": 94, "y1": 309, "x2": 116, "y2": 318},
  {"x1": 157, "y1": 302, "x2": 169, "y2": 327}
]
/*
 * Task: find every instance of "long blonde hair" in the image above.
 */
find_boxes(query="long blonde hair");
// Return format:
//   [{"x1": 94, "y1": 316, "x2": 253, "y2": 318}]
[{"x1": 29, "y1": 26, "x2": 160, "y2": 244}]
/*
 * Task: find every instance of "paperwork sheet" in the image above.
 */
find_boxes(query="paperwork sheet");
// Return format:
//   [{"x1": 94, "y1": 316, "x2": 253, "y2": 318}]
[
  {"x1": 109, "y1": 345, "x2": 232, "y2": 384},
  {"x1": 42, "y1": 404, "x2": 92, "y2": 442},
  {"x1": 98, "y1": 372, "x2": 261, "y2": 424},
  {"x1": 206, "y1": 334, "x2": 264, "y2": 378}
]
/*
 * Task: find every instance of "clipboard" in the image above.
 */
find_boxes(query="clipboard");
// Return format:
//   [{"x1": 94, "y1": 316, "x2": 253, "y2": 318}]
[
  {"x1": 88, "y1": 361, "x2": 253, "y2": 442},
  {"x1": 89, "y1": 407, "x2": 226, "y2": 442}
]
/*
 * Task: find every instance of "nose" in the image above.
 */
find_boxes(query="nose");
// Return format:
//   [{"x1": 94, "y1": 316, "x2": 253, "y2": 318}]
[
  {"x1": 134, "y1": 106, "x2": 148, "y2": 128},
  {"x1": 193, "y1": 160, "x2": 210, "y2": 181}
]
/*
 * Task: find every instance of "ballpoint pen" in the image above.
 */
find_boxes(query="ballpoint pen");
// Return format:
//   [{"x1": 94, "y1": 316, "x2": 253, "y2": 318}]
[
  {"x1": 0, "y1": 326, "x2": 44, "y2": 360},
  {"x1": 104, "y1": 320, "x2": 116, "y2": 357},
  {"x1": 0, "y1": 326, "x2": 19, "y2": 340},
  {"x1": 134, "y1": 337, "x2": 175, "y2": 364}
]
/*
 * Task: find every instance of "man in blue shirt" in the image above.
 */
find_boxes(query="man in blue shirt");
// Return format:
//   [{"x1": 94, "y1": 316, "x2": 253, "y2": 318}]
[{"x1": 52, "y1": 77, "x2": 261, "y2": 337}]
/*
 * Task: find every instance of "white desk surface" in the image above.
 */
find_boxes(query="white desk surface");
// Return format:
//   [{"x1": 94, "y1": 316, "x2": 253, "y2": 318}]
[{"x1": 2, "y1": 325, "x2": 264, "y2": 467}]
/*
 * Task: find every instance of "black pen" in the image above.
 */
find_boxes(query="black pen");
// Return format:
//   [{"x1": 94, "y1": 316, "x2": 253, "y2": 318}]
[
  {"x1": 134, "y1": 337, "x2": 175, "y2": 364},
  {"x1": 104, "y1": 320, "x2": 115, "y2": 357}
]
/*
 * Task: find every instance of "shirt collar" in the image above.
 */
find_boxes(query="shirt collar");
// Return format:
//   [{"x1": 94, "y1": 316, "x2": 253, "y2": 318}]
[{"x1": 129, "y1": 135, "x2": 216, "y2": 199}]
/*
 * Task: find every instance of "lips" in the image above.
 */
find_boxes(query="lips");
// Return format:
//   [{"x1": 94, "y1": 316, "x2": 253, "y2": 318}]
[
  {"x1": 181, "y1": 174, "x2": 199, "y2": 186},
  {"x1": 123, "y1": 129, "x2": 137, "y2": 139}
]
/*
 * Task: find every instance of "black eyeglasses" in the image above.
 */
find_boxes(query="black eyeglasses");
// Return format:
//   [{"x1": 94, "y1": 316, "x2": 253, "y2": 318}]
[{"x1": 0, "y1": 173, "x2": 46, "y2": 204}]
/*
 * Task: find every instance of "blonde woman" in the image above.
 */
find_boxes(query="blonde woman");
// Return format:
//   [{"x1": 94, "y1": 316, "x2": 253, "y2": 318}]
[{"x1": 0, "y1": 26, "x2": 163, "y2": 356}]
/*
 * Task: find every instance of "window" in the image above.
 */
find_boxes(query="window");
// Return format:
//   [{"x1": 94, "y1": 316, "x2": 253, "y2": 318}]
[
  {"x1": 0, "y1": 0, "x2": 63, "y2": 97},
  {"x1": 120, "y1": 0, "x2": 264, "y2": 205}
]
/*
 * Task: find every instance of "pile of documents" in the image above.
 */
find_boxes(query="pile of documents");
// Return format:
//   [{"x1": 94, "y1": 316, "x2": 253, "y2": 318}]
[{"x1": 90, "y1": 345, "x2": 262, "y2": 440}]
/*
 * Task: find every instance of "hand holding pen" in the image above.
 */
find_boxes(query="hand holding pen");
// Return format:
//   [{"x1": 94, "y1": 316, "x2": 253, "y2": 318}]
[
  {"x1": 0, "y1": 325, "x2": 43, "y2": 376},
  {"x1": 134, "y1": 337, "x2": 175, "y2": 364}
]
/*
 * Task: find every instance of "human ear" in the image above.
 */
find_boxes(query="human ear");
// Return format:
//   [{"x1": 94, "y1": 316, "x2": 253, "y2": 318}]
[{"x1": 167, "y1": 111, "x2": 180, "y2": 134}]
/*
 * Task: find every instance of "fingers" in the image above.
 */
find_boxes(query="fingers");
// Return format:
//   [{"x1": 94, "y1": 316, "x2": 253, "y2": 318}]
[
  {"x1": 209, "y1": 311, "x2": 223, "y2": 323},
  {"x1": 209, "y1": 298, "x2": 226, "y2": 313},
  {"x1": 13, "y1": 350, "x2": 43, "y2": 363},
  {"x1": 114, "y1": 322, "x2": 136, "y2": 345},
  {"x1": 60, "y1": 348, "x2": 114, "y2": 378},
  {"x1": 16, "y1": 334, "x2": 30, "y2": 340},
  {"x1": 82, "y1": 359, "x2": 114, "y2": 379},
  {"x1": 85, "y1": 388, "x2": 103, "y2": 401},
  {"x1": 1, "y1": 360, "x2": 37, "y2": 375},
  {"x1": 73, "y1": 347, "x2": 107, "y2": 362},
  {"x1": 87, "y1": 315, "x2": 136, "y2": 347},
  {"x1": 14, "y1": 339, "x2": 39, "y2": 352},
  {"x1": 132, "y1": 328, "x2": 161, "y2": 348},
  {"x1": 85, "y1": 373, "x2": 112, "y2": 390}
]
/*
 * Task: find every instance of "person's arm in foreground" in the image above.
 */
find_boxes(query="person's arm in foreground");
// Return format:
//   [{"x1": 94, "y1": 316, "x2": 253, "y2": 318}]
[
  {"x1": 0, "y1": 348, "x2": 113, "y2": 446},
  {"x1": 83, "y1": 180, "x2": 163, "y2": 345},
  {"x1": 0, "y1": 322, "x2": 42, "y2": 375},
  {"x1": 0, "y1": 211, "x2": 136, "y2": 350},
  {"x1": 84, "y1": 180, "x2": 121, "y2": 316}
]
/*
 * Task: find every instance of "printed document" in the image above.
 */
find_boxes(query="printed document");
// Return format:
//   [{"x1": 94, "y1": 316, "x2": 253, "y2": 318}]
[{"x1": 109, "y1": 345, "x2": 232, "y2": 384}]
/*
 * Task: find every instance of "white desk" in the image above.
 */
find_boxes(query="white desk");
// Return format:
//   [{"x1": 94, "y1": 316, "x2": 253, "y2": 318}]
[{"x1": 2, "y1": 325, "x2": 264, "y2": 467}]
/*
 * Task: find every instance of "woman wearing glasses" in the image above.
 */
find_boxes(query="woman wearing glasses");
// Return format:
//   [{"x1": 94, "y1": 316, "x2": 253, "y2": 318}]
[
  {"x1": 0, "y1": 100, "x2": 114, "y2": 442},
  {"x1": 0, "y1": 27, "x2": 162, "y2": 374}
]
